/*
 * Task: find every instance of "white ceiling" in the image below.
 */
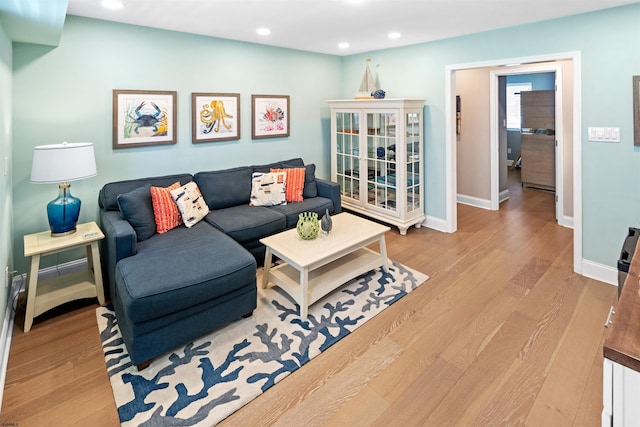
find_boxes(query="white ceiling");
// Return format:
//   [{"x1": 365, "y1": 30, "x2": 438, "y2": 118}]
[{"x1": 67, "y1": 0, "x2": 638, "y2": 56}]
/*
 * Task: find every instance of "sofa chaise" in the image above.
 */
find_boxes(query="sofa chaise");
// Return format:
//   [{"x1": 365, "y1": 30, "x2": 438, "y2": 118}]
[{"x1": 98, "y1": 157, "x2": 341, "y2": 368}]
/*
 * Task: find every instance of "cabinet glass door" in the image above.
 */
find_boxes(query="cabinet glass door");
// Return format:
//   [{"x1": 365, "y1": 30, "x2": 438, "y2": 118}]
[
  {"x1": 335, "y1": 112, "x2": 360, "y2": 201},
  {"x1": 365, "y1": 112, "x2": 397, "y2": 212},
  {"x1": 406, "y1": 112, "x2": 421, "y2": 212}
]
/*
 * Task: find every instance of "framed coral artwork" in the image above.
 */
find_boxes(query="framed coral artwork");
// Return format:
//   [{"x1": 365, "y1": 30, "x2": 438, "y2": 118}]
[
  {"x1": 251, "y1": 94, "x2": 290, "y2": 139},
  {"x1": 192, "y1": 93, "x2": 240, "y2": 143},
  {"x1": 112, "y1": 90, "x2": 177, "y2": 149}
]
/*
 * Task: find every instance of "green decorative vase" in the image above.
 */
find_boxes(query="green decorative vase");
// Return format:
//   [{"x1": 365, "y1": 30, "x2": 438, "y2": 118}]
[{"x1": 296, "y1": 212, "x2": 319, "y2": 240}]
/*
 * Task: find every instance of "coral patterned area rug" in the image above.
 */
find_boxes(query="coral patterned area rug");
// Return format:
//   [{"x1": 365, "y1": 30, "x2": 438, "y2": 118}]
[{"x1": 96, "y1": 261, "x2": 429, "y2": 426}]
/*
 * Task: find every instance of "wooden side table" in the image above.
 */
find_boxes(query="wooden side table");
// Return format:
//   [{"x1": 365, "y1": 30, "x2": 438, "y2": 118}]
[{"x1": 23, "y1": 221, "x2": 106, "y2": 332}]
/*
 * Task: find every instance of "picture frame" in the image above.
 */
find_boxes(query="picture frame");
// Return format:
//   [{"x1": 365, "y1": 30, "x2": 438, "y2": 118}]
[
  {"x1": 252, "y1": 95, "x2": 290, "y2": 139},
  {"x1": 113, "y1": 90, "x2": 177, "y2": 149},
  {"x1": 192, "y1": 93, "x2": 241, "y2": 143},
  {"x1": 634, "y1": 76, "x2": 640, "y2": 146}
]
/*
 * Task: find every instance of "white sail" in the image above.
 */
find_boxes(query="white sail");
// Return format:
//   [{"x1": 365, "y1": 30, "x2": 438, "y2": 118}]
[
  {"x1": 355, "y1": 59, "x2": 377, "y2": 99},
  {"x1": 359, "y1": 64, "x2": 376, "y2": 92}
]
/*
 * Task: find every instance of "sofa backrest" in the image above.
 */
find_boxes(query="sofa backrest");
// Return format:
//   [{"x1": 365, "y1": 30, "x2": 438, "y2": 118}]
[
  {"x1": 195, "y1": 158, "x2": 306, "y2": 210},
  {"x1": 99, "y1": 173, "x2": 194, "y2": 210},
  {"x1": 99, "y1": 158, "x2": 309, "y2": 211},
  {"x1": 250, "y1": 157, "x2": 304, "y2": 172},
  {"x1": 194, "y1": 166, "x2": 254, "y2": 210}
]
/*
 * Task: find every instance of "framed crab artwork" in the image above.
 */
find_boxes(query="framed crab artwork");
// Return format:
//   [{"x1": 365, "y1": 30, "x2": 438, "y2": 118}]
[
  {"x1": 191, "y1": 93, "x2": 240, "y2": 143},
  {"x1": 112, "y1": 89, "x2": 177, "y2": 148},
  {"x1": 251, "y1": 94, "x2": 290, "y2": 139}
]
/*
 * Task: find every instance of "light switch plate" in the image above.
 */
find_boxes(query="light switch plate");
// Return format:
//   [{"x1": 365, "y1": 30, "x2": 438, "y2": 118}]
[{"x1": 588, "y1": 127, "x2": 620, "y2": 142}]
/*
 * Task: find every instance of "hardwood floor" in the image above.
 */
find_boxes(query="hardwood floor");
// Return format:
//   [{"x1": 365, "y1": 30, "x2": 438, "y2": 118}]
[{"x1": 1, "y1": 170, "x2": 617, "y2": 426}]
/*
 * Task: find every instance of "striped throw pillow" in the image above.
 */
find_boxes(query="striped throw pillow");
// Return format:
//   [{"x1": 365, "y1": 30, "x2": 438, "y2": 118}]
[
  {"x1": 150, "y1": 182, "x2": 183, "y2": 234},
  {"x1": 271, "y1": 167, "x2": 305, "y2": 202}
]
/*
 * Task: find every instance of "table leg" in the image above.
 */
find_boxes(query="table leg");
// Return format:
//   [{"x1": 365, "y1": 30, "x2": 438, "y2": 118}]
[
  {"x1": 379, "y1": 235, "x2": 390, "y2": 272},
  {"x1": 262, "y1": 247, "x2": 272, "y2": 289},
  {"x1": 89, "y1": 242, "x2": 105, "y2": 305},
  {"x1": 300, "y1": 268, "x2": 309, "y2": 320},
  {"x1": 24, "y1": 254, "x2": 41, "y2": 332}
]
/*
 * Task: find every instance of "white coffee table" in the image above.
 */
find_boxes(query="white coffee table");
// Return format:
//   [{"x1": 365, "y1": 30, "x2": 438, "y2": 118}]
[{"x1": 260, "y1": 212, "x2": 390, "y2": 319}]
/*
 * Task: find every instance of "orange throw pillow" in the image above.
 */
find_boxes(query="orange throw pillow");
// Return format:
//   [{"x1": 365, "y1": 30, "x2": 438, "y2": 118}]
[
  {"x1": 150, "y1": 182, "x2": 183, "y2": 234},
  {"x1": 271, "y1": 167, "x2": 305, "y2": 202}
]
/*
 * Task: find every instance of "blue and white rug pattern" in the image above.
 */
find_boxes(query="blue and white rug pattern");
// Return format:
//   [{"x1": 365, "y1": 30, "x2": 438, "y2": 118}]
[{"x1": 97, "y1": 261, "x2": 428, "y2": 426}]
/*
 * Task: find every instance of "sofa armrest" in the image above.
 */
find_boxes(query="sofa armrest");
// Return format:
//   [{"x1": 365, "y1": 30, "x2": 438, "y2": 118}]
[
  {"x1": 99, "y1": 209, "x2": 137, "y2": 299},
  {"x1": 315, "y1": 178, "x2": 342, "y2": 214}
]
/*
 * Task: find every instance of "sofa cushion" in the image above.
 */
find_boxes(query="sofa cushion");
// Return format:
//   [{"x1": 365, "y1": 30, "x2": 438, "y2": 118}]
[
  {"x1": 286, "y1": 163, "x2": 318, "y2": 199},
  {"x1": 150, "y1": 182, "x2": 183, "y2": 234},
  {"x1": 204, "y1": 204, "x2": 286, "y2": 243},
  {"x1": 271, "y1": 167, "x2": 305, "y2": 202},
  {"x1": 115, "y1": 222, "x2": 256, "y2": 324},
  {"x1": 194, "y1": 166, "x2": 253, "y2": 210},
  {"x1": 270, "y1": 197, "x2": 335, "y2": 228},
  {"x1": 99, "y1": 173, "x2": 193, "y2": 211},
  {"x1": 117, "y1": 184, "x2": 156, "y2": 241},
  {"x1": 249, "y1": 171, "x2": 287, "y2": 207},
  {"x1": 170, "y1": 181, "x2": 209, "y2": 228}
]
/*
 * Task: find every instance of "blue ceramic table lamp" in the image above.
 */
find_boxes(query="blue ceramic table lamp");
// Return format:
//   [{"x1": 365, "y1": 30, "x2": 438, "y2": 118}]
[{"x1": 30, "y1": 142, "x2": 97, "y2": 236}]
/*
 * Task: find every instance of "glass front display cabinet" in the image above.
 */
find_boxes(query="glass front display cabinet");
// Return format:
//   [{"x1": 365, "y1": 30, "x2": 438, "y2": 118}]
[{"x1": 329, "y1": 99, "x2": 425, "y2": 235}]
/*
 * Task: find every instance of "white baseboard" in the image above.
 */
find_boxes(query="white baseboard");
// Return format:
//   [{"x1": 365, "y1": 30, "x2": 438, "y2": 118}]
[
  {"x1": 499, "y1": 189, "x2": 510, "y2": 203},
  {"x1": 457, "y1": 194, "x2": 492, "y2": 210},
  {"x1": 0, "y1": 274, "x2": 24, "y2": 417},
  {"x1": 424, "y1": 215, "x2": 448, "y2": 233},
  {"x1": 0, "y1": 257, "x2": 89, "y2": 416},
  {"x1": 558, "y1": 215, "x2": 574, "y2": 229},
  {"x1": 581, "y1": 259, "x2": 617, "y2": 286}
]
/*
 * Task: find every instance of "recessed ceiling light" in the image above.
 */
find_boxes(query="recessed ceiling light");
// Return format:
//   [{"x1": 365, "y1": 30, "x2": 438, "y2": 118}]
[
  {"x1": 388, "y1": 32, "x2": 401, "y2": 40},
  {"x1": 256, "y1": 28, "x2": 271, "y2": 36},
  {"x1": 101, "y1": 0, "x2": 124, "y2": 9},
  {"x1": 338, "y1": 42, "x2": 350, "y2": 49}
]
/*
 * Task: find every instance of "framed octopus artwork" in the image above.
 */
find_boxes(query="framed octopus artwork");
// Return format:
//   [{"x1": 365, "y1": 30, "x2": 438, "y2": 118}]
[
  {"x1": 112, "y1": 89, "x2": 177, "y2": 149},
  {"x1": 251, "y1": 94, "x2": 290, "y2": 139},
  {"x1": 191, "y1": 93, "x2": 241, "y2": 143}
]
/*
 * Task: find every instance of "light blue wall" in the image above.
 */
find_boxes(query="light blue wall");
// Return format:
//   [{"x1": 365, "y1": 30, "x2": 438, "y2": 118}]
[
  {"x1": 0, "y1": 22, "x2": 12, "y2": 327},
  {"x1": 507, "y1": 72, "x2": 555, "y2": 89},
  {"x1": 12, "y1": 16, "x2": 342, "y2": 273},
  {"x1": 341, "y1": 4, "x2": 640, "y2": 267},
  {"x1": 10, "y1": 5, "x2": 640, "y2": 274}
]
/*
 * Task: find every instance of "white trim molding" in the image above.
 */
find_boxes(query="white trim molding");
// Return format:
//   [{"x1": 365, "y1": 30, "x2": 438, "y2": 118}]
[
  {"x1": 457, "y1": 194, "x2": 492, "y2": 210},
  {"x1": 581, "y1": 259, "x2": 617, "y2": 287}
]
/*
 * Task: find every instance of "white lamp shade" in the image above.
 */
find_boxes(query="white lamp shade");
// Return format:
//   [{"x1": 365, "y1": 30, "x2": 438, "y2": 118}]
[{"x1": 30, "y1": 142, "x2": 97, "y2": 184}]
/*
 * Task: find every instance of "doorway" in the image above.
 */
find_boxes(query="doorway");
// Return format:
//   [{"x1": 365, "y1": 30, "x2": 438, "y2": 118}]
[
  {"x1": 492, "y1": 65, "x2": 567, "y2": 226},
  {"x1": 444, "y1": 52, "x2": 583, "y2": 273}
]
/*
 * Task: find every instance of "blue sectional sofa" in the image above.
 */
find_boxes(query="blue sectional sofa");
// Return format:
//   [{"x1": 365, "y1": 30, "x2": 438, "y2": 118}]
[{"x1": 98, "y1": 158, "x2": 341, "y2": 368}]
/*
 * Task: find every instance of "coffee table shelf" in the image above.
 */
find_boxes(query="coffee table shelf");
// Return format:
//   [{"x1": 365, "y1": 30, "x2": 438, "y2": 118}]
[
  {"x1": 267, "y1": 247, "x2": 383, "y2": 307},
  {"x1": 260, "y1": 213, "x2": 390, "y2": 319}
]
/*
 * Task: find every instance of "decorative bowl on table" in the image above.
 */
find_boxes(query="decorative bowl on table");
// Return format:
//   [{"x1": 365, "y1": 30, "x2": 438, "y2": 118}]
[{"x1": 296, "y1": 212, "x2": 319, "y2": 240}]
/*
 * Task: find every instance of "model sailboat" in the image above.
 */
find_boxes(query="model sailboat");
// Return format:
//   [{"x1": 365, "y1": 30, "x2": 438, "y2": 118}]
[{"x1": 355, "y1": 58, "x2": 377, "y2": 99}]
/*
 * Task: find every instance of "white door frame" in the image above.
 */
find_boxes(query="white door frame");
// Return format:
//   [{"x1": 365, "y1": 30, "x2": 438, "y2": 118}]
[{"x1": 444, "y1": 51, "x2": 583, "y2": 273}]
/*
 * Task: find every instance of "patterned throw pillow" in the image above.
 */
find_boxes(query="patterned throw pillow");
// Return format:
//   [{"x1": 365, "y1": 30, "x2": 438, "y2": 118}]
[
  {"x1": 249, "y1": 172, "x2": 287, "y2": 206},
  {"x1": 170, "y1": 181, "x2": 210, "y2": 228},
  {"x1": 150, "y1": 182, "x2": 183, "y2": 234},
  {"x1": 271, "y1": 167, "x2": 305, "y2": 202}
]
